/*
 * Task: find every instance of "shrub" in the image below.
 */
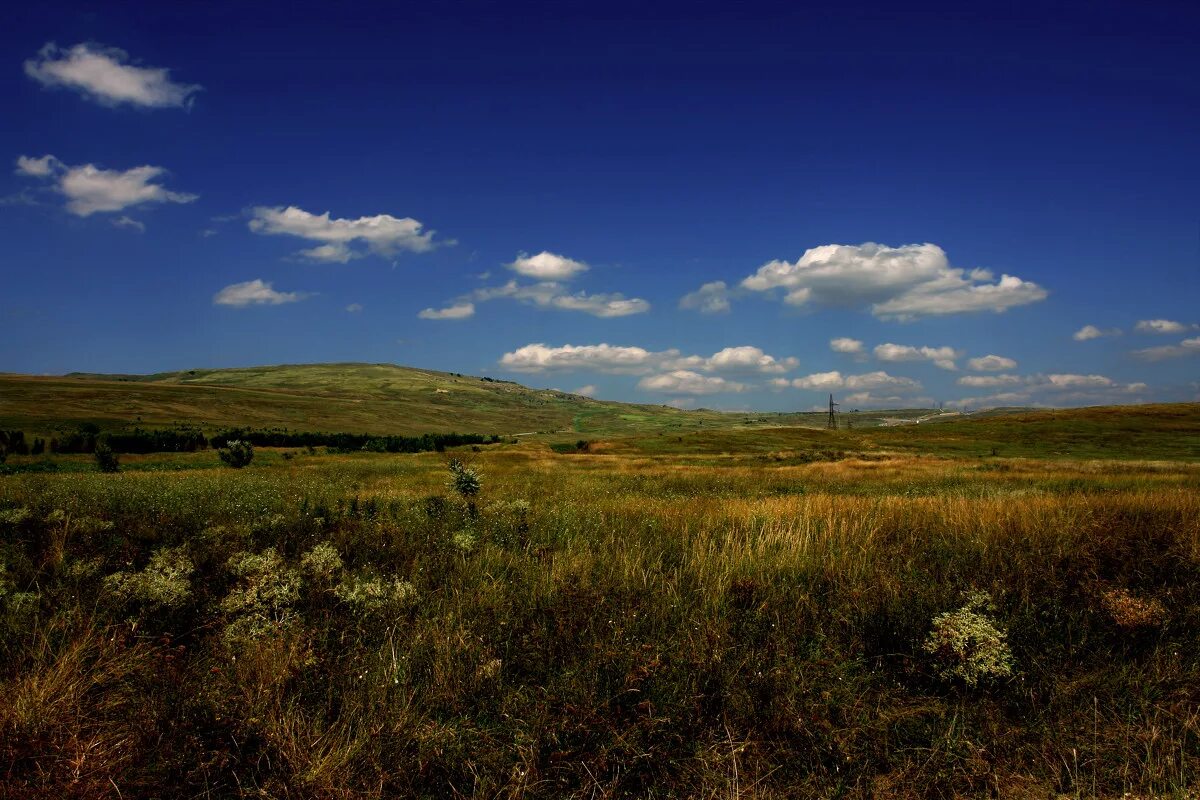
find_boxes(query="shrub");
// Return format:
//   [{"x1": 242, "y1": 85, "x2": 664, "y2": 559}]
[
  {"x1": 300, "y1": 542, "x2": 343, "y2": 582},
  {"x1": 220, "y1": 549, "x2": 301, "y2": 645},
  {"x1": 218, "y1": 439, "x2": 254, "y2": 469},
  {"x1": 94, "y1": 443, "x2": 120, "y2": 473},
  {"x1": 104, "y1": 546, "x2": 194, "y2": 613},
  {"x1": 923, "y1": 591, "x2": 1014, "y2": 687},
  {"x1": 333, "y1": 574, "x2": 417, "y2": 615},
  {"x1": 447, "y1": 458, "x2": 481, "y2": 499}
]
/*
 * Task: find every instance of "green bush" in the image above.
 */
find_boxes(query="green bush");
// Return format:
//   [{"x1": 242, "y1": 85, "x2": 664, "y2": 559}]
[
  {"x1": 923, "y1": 591, "x2": 1014, "y2": 687},
  {"x1": 218, "y1": 439, "x2": 254, "y2": 469},
  {"x1": 94, "y1": 443, "x2": 120, "y2": 473}
]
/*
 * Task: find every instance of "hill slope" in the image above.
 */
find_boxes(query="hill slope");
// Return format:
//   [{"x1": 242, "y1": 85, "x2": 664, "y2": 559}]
[{"x1": 0, "y1": 363, "x2": 764, "y2": 436}]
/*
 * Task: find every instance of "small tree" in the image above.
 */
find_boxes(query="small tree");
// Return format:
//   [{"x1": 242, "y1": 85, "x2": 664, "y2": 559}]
[
  {"x1": 218, "y1": 439, "x2": 254, "y2": 469},
  {"x1": 94, "y1": 443, "x2": 120, "y2": 473}
]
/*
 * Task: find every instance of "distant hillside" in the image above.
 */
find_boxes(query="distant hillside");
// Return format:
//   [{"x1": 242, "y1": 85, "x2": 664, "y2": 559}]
[{"x1": 0, "y1": 362, "x2": 790, "y2": 437}]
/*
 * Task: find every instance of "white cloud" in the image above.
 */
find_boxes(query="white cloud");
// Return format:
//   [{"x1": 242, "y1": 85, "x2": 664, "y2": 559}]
[
  {"x1": 498, "y1": 342, "x2": 796, "y2": 377},
  {"x1": 345, "y1": 303, "x2": 363, "y2": 313},
  {"x1": 1135, "y1": 319, "x2": 1191, "y2": 335},
  {"x1": 1133, "y1": 337, "x2": 1200, "y2": 361},
  {"x1": 700, "y1": 346, "x2": 798, "y2": 374},
  {"x1": 740, "y1": 242, "x2": 1047, "y2": 319},
  {"x1": 16, "y1": 154, "x2": 197, "y2": 216},
  {"x1": 830, "y1": 337, "x2": 864, "y2": 354},
  {"x1": 783, "y1": 370, "x2": 922, "y2": 393},
  {"x1": 507, "y1": 251, "x2": 588, "y2": 280},
  {"x1": 1073, "y1": 324, "x2": 1120, "y2": 341},
  {"x1": 1045, "y1": 373, "x2": 1114, "y2": 389},
  {"x1": 966, "y1": 354, "x2": 1017, "y2": 372},
  {"x1": 471, "y1": 280, "x2": 650, "y2": 318},
  {"x1": 24, "y1": 42, "x2": 201, "y2": 109},
  {"x1": 842, "y1": 392, "x2": 933, "y2": 408},
  {"x1": 213, "y1": 279, "x2": 305, "y2": 307},
  {"x1": 418, "y1": 302, "x2": 475, "y2": 320},
  {"x1": 500, "y1": 343, "x2": 664, "y2": 373},
  {"x1": 957, "y1": 374, "x2": 1024, "y2": 388},
  {"x1": 15, "y1": 154, "x2": 62, "y2": 177},
  {"x1": 249, "y1": 206, "x2": 438, "y2": 262},
  {"x1": 679, "y1": 281, "x2": 731, "y2": 314},
  {"x1": 637, "y1": 370, "x2": 746, "y2": 395},
  {"x1": 112, "y1": 215, "x2": 145, "y2": 232},
  {"x1": 573, "y1": 384, "x2": 598, "y2": 397},
  {"x1": 874, "y1": 343, "x2": 960, "y2": 370}
]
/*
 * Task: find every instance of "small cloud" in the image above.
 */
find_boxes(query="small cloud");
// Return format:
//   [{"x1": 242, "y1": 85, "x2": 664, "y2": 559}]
[
  {"x1": 1133, "y1": 337, "x2": 1200, "y2": 361},
  {"x1": 249, "y1": 205, "x2": 439, "y2": 262},
  {"x1": 874, "y1": 343, "x2": 960, "y2": 370},
  {"x1": 25, "y1": 42, "x2": 201, "y2": 109},
  {"x1": 213, "y1": 279, "x2": 306, "y2": 307},
  {"x1": 16, "y1": 153, "x2": 196, "y2": 216},
  {"x1": 637, "y1": 370, "x2": 747, "y2": 396},
  {"x1": 112, "y1": 215, "x2": 145, "y2": 232},
  {"x1": 199, "y1": 228, "x2": 219, "y2": 238},
  {"x1": 1073, "y1": 324, "x2": 1120, "y2": 341},
  {"x1": 470, "y1": 280, "x2": 650, "y2": 318},
  {"x1": 572, "y1": 384, "x2": 598, "y2": 397},
  {"x1": 507, "y1": 251, "x2": 589, "y2": 280},
  {"x1": 830, "y1": 337, "x2": 864, "y2": 354},
  {"x1": 679, "y1": 280, "x2": 731, "y2": 314},
  {"x1": 966, "y1": 354, "x2": 1017, "y2": 372},
  {"x1": 345, "y1": 303, "x2": 363, "y2": 313},
  {"x1": 1135, "y1": 319, "x2": 1193, "y2": 335},
  {"x1": 418, "y1": 301, "x2": 475, "y2": 320}
]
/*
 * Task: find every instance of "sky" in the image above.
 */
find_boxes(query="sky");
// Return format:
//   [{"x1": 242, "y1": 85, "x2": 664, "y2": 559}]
[{"x1": 3, "y1": 0, "x2": 1199, "y2": 411}]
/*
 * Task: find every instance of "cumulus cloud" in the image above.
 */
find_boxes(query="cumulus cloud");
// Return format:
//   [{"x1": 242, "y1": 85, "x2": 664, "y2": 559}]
[
  {"x1": 418, "y1": 302, "x2": 475, "y2": 320},
  {"x1": 507, "y1": 251, "x2": 588, "y2": 280},
  {"x1": 966, "y1": 354, "x2": 1017, "y2": 372},
  {"x1": 740, "y1": 242, "x2": 1046, "y2": 319},
  {"x1": 1135, "y1": 319, "x2": 1192, "y2": 335},
  {"x1": 830, "y1": 337, "x2": 864, "y2": 354},
  {"x1": 498, "y1": 342, "x2": 797, "y2": 376},
  {"x1": 16, "y1": 154, "x2": 197, "y2": 216},
  {"x1": 112, "y1": 215, "x2": 145, "y2": 232},
  {"x1": 699, "y1": 346, "x2": 798, "y2": 374},
  {"x1": 948, "y1": 372, "x2": 1150, "y2": 410},
  {"x1": 572, "y1": 384, "x2": 598, "y2": 397},
  {"x1": 24, "y1": 42, "x2": 201, "y2": 108},
  {"x1": 679, "y1": 281, "x2": 731, "y2": 314},
  {"x1": 783, "y1": 370, "x2": 922, "y2": 393},
  {"x1": 637, "y1": 370, "x2": 746, "y2": 395},
  {"x1": 1073, "y1": 324, "x2": 1120, "y2": 341},
  {"x1": 842, "y1": 392, "x2": 934, "y2": 408},
  {"x1": 249, "y1": 206, "x2": 438, "y2": 262},
  {"x1": 345, "y1": 303, "x2": 363, "y2": 313},
  {"x1": 213, "y1": 279, "x2": 306, "y2": 307},
  {"x1": 874, "y1": 343, "x2": 960, "y2": 370},
  {"x1": 469, "y1": 280, "x2": 650, "y2": 318},
  {"x1": 1133, "y1": 337, "x2": 1200, "y2": 361}
]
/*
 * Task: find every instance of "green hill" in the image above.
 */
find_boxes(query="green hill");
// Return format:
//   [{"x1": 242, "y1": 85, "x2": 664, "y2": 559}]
[{"x1": 0, "y1": 362, "x2": 769, "y2": 437}]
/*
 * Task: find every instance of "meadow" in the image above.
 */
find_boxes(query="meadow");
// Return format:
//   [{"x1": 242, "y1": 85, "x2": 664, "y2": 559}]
[
  {"x1": 1, "y1": 367, "x2": 1198, "y2": 797},
  {"x1": 2, "y1": 415, "x2": 1199, "y2": 798}
]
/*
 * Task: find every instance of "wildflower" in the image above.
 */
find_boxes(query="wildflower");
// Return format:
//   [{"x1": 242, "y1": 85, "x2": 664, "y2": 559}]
[
  {"x1": 1099, "y1": 587, "x2": 1167, "y2": 632},
  {"x1": 104, "y1": 546, "x2": 194, "y2": 612}
]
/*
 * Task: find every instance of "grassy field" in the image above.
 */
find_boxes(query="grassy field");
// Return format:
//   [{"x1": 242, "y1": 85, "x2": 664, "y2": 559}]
[
  {"x1": 1, "y1": 368, "x2": 1198, "y2": 798},
  {"x1": 0, "y1": 363, "x2": 945, "y2": 439}
]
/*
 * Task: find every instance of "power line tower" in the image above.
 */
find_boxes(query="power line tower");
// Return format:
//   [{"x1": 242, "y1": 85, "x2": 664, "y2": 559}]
[{"x1": 826, "y1": 393, "x2": 838, "y2": 430}]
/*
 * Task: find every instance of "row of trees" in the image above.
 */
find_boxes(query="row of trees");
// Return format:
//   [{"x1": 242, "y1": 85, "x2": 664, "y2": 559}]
[{"x1": 1, "y1": 425, "x2": 500, "y2": 457}]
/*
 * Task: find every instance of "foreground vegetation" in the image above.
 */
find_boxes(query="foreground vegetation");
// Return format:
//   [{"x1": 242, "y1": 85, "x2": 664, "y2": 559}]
[{"x1": 2, "y1": 425, "x2": 1198, "y2": 797}]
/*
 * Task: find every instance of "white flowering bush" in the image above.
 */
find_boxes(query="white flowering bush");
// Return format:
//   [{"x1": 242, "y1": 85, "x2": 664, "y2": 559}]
[
  {"x1": 923, "y1": 591, "x2": 1014, "y2": 687},
  {"x1": 220, "y1": 548, "x2": 301, "y2": 645},
  {"x1": 218, "y1": 439, "x2": 254, "y2": 469},
  {"x1": 104, "y1": 546, "x2": 195, "y2": 613},
  {"x1": 334, "y1": 574, "x2": 417, "y2": 616},
  {"x1": 300, "y1": 542, "x2": 343, "y2": 581}
]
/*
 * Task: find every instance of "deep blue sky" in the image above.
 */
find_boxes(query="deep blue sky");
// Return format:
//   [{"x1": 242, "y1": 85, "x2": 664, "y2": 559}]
[{"x1": 3, "y1": 0, "x2": 1198, "y2": 410}]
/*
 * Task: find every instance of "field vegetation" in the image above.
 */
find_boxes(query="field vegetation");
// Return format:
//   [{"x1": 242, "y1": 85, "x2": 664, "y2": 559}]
[{"x1": 0, "y1": 367, "x2": 1198, "y2": 797}]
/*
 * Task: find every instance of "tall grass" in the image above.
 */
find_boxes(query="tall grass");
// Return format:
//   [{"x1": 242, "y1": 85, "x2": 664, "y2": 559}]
[{"x1": 1, "y1": 449, "x2": 1197, "y2": 797}]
